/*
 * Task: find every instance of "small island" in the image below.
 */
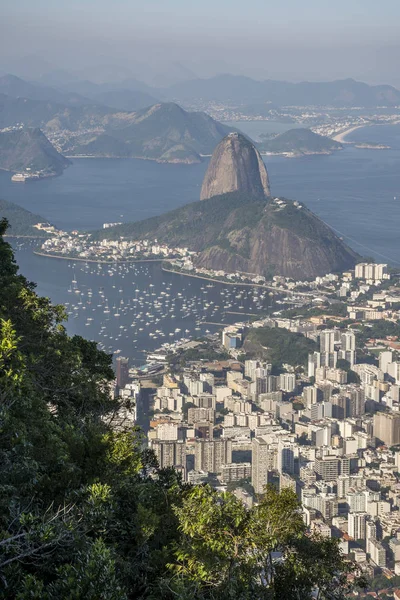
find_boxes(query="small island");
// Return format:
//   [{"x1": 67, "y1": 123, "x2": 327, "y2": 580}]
[
  {"x1": 258, "y1": 127, "x2": 343, "y2": 157},
  {"x1": 354, "y1": 142, "x2": 391, "y2": 150}
]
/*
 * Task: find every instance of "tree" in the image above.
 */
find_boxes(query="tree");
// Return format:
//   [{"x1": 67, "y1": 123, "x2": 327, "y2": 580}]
[{"x1": 165, "y1": 485, "x2": 363, "y2": 599}]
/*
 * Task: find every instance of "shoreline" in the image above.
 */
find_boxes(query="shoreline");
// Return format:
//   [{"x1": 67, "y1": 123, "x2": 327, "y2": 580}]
[
  {"x1": 260, "y1": 149, "x2": 337, "y2": 158},
  {"x1": 65, "y1": 154, "x2": 201, "y2": 166},
  {"x1": 33, "y1": 251, "x2": 164, "y2": 264},
  {"x1": 161, "y1": 266, "x2": 312, "y2": 297},
  {"x1": 32, "y1": 252, "x2": 310, "y2": 298},
  {"x1": 331, "y1": 125, "x2": 365, "y2": 143}
]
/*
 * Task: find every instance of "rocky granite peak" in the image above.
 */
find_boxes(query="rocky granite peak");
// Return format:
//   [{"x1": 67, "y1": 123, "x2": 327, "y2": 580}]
[{"x1": 200, "y1": 132, "x2": 271, "y2": 201}]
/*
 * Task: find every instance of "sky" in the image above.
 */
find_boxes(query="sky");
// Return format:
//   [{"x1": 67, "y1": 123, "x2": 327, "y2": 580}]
[{"x1": 1, "y1": 0, "x2": 400, "y2": 87}]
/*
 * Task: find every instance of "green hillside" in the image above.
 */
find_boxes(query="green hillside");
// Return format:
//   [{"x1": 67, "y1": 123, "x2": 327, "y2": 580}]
[
  {"x1": 0, "y1": 128, "x2": 70, "y2": 175},
  {"x1": 243, "y1": 326, "x2": 318, "y2": 368},
  {"x1": 95, "y1": 191, "x2": 358, "y2": 279},
  {"x1": 70, "y1": 102, "x2": 234, "y2": 163},
  {"x1": 259, "y1": 128, "x2": 342, "y2": 155},
  {"x1": 0, "y1": 199, "x2": 51, "y2": 236}
]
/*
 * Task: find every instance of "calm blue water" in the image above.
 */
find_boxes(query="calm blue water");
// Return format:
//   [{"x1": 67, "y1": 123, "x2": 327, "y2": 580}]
[
  {"x1": 12, "y1": 240, "x2": 274, "y2": 364},
  {"x1": 0, "y1": 158, "x2": 209, "y2": 231},
  {"x1": 1, "y1": 124, "x2": 400, "y2": 362},
  {"x1": 1, "y1": 126, "x2": 399, "y2": 263}
]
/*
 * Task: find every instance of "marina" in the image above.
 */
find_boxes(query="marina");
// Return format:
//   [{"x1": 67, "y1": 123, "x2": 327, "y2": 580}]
[{"x1": 14, "y1": 239, "x2": 279, "y2": 364}]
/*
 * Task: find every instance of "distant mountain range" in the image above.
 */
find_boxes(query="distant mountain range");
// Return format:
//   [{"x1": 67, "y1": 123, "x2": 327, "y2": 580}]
[
  {"x1": 59, "y1": 79, "x2": 161, "y2": 111},
  {"x1": 0, "y1": 74, "x2": 159, "y2": 112},
  {"x1": 0, "y1": 75, "x2": 236, "y2": 163},
  {"x1": 0, "y1": 128, "x2": 70, "y2": 176},
  {"x1": 0, "y1": 92, "x2": 113, "y2": 131},
  {"x1": 164, "y1": 74, "x2": 400, "y2": 107},
  {"x1": 1, "y1": 71, "x2": 399, "y2": 169},
  {"x1": 0, "y1": 74, "x2": 92, "y2": 106}
]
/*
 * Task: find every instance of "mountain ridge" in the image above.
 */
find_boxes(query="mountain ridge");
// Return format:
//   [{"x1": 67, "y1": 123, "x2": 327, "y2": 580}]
[
  {"x1": 0, "y1": 78, "x2": 236, "y2": 164},
  {"x1": 165, "y1": 74, "x2": 400, "y2": 107},
  {"x1": 68, "y1": 102, "x2": 235, "y2": 163},
  {"x1": 0, "y1": 199, "x2": 52, "y2": 236}
]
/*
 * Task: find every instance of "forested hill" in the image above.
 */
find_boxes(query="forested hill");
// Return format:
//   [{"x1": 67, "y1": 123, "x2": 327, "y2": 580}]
[
  {"x1": 95, "y1": 191, "x2": 358, "y2": 280},
  {"x1": 68, "y1": 102, "x2": 234, "y2": 163},
  {"x1": 0, "y1": 219, "x2": 360, "y2": 598},
  {"x1": 0, "y1": 199, "x2": 51, "y2": 237},
  {"x1": 0, "y1": 128, "x2": 70, "y2": 175},
  {"x1": 259, "y1": 128, "x2": 343, "y2": 155}
]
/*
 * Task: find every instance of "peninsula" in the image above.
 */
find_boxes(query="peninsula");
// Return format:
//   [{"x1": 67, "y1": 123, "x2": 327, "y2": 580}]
[
  {"x1": 0, "y1": 127, "x2": 70, "y2": 180},
  {"x1": 0, "y1": 199, "x2": 55, "y2": 237}
]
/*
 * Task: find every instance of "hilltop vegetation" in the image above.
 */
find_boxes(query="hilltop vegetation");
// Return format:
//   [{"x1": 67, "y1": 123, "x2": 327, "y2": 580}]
[
  {"x1": 0, "y1": 220, "x2": 362, "y2": 598},
  {"x1": 96, "y1": 191, "x2": 358, "y2": 279},
  {"x1": 243, "y1": 325, "x2": 318, "y2": 368},
  {"x1": 0, "y1": 199, "x2": 51, "y2": 237},
  {"x1": 259, "y1": 128, "x2": 343, "y2": 155},
  {"x1": 0, "y1": 128, "x2": 70, "y2": 175}
]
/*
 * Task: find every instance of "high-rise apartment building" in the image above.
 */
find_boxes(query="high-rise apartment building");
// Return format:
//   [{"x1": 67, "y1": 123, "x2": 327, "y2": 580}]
[
  {"x1": 373, "y1": 412, "x2": 400, "y2": 445},
  {"x1": 348, "y1": 512, "x2": 367, "y2": 540},
  {"x1": 252, "y1": 436, "x2": 270, "y2": 494},
  {"x1": 194, "y1": 439, "x2": 232, "y2": 474},
  {"x1": 151, "y1": 440, "x2": 186, "y2": 470},
  {"x1": 277, "y1": 439, "x2": 296, "y2": 475},
  {"x1": 116, "y1": 356, "x2": 129, "y2": 389},
  {"x1": 320, "y1": 330, "x2": 337, "y2": 354}
]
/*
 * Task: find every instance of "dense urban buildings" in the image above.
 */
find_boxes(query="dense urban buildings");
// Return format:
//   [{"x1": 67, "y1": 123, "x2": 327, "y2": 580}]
[{"x1": 113, "y1": 259, "x2": 400, "y2": 585}]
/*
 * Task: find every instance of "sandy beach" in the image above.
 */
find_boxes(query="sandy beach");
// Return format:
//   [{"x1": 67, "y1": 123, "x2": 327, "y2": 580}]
[{"x1": 332, "y1": 125, "x2": 365, "y2": 143}]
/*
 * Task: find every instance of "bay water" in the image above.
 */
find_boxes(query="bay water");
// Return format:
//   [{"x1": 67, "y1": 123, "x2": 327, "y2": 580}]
[{"x1": 1, "y1": 123, "x2": 400, "y2": 362}]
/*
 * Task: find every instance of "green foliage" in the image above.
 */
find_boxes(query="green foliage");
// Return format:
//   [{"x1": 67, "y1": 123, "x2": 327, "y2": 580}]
[
  {"x1": 0, "y1": 220, "x2": 182, "y2": 598},
  {"x1": 244, "y1": 325, "x2": 317, "y2": 368},
  {"x1": 0, "y1": 221, "x2": 360, "y2": 599},
  {"x1": 282, "y1": 302, "x2": 349, "y2": 319},
  {"x1": 165, "y1": 485, "x2": 361, "y2": 599},
  {"x1": 336, "y1": 358, "x2": 351, "y2": 371},
  {"x1": 357, "y1": 319, "x2": 400, "y2": 345},
  {"x1": 0, "y1": 199, "x2": 50, "y2": 237},
  {"x1": 257, "y1": 128, "x2": 342, "y2": 154},
  {"x1": 0, "y1": 128, "x2": 69, "y2": 174},
  {"x1": 93, "y1": 191, "x2": 263, "y2": 247}
]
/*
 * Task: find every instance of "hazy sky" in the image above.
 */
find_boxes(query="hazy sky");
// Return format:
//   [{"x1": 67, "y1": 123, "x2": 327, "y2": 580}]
[{"x1": 2, "y1": 0, "x2": 400, "y2": 86}]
